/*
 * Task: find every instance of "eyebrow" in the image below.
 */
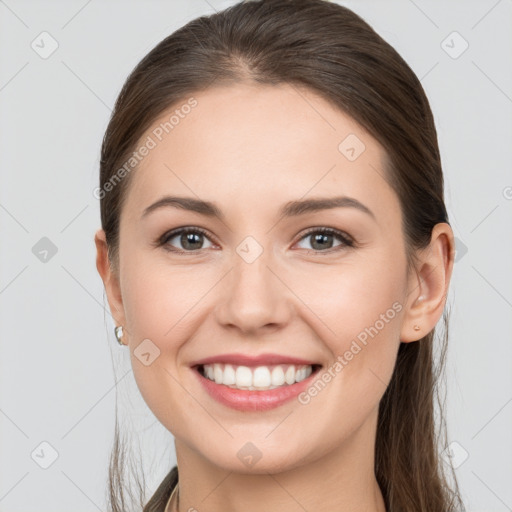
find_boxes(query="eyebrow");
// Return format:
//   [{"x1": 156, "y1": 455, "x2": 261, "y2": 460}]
[{"x1": 141, "y1": 195, "x2": 376, "y2": 221}]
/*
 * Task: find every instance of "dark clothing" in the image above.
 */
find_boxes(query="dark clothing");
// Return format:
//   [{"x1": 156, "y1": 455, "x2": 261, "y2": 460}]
[{"x1": 143, "y1": 466, "x2": 178, "y2": 512}]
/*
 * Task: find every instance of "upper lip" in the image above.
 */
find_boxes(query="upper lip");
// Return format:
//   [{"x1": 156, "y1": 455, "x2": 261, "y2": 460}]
[{"x1": 190, "y1": 353, "x2": 321, "y2": 367}]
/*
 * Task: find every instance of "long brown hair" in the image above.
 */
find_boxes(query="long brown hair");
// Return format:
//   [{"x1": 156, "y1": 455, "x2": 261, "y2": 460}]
[{"x1": 98, "y1": 1, "x2": 464, "y2": 510}]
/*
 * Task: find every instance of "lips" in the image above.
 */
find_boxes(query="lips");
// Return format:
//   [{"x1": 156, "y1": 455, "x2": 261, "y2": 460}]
[
  {"x1": 189, "y1": 352, "x2": 323, "y2": 411},
  {"x1": 189, "y1": 352, "x2": 320, "y2": 367}
]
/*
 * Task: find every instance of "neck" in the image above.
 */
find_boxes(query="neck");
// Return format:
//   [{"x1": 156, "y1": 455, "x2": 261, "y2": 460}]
[{"x1": 172, "y1": 408, "x2": 386, "y2": 512}]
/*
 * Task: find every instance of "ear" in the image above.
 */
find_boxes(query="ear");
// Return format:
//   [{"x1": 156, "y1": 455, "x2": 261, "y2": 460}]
[
  {"x1": 400, "y1": 222, "x2": 455, "y2": 343},
  {"x1": 94, "y1": 228, "x2": 126, "y2": 330}
]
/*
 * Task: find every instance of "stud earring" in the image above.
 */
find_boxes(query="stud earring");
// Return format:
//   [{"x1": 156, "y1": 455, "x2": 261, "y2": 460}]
[{"x1": 114, "y1": 325, "x2": 125, "y2": 345}]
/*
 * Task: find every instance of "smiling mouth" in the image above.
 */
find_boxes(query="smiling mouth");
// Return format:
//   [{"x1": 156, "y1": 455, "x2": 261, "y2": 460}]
[{"x1": 195, "y1": 363, "x2": 322, "y2": 391}]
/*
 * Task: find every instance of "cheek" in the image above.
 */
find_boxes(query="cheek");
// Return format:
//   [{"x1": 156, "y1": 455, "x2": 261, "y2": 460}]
[
  {"x1": 292, "y1": 253, "x2": 403, "y2": 340},
  {"x1": 287, "y1": 270, "x2": 404, "y2": 449},
  {"x1": 121, "y1": 251, "x2": 210, "y2": 343},
  {"x1": 121, "y1": 259, "x2": 211, "y2": 430},
  {"x1": 291, "y1": 252, "x2": 405, "y2": 394}
]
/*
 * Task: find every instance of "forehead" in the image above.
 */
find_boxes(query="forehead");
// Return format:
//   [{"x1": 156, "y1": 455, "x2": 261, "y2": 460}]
[{"x1": 124, "y1": 83, "x2": 399, "y2": 225}]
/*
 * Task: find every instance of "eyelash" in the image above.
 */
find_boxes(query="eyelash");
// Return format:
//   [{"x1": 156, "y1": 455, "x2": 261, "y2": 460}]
[{"x1": 156, "y1": 226, "x2": 355, "y2": 255}]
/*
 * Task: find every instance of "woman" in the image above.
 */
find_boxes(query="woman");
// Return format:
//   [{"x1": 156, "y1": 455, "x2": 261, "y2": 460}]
[{"x1": 94, "y1": 0, "x2": 464, "y2": 510}]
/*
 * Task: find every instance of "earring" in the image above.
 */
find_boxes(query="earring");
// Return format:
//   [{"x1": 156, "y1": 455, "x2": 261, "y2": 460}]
[
  {"x1": 114, "y1": 325, "x2": 125, "y2": 345},
  {"x1": 413, "y1": 325, "x2": 420, "y2": 331}
]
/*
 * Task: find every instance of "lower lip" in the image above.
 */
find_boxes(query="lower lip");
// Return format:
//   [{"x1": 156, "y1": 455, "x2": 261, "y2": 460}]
[{"x1": 192, "y1": 366, "x2": 321, "y2": 412}]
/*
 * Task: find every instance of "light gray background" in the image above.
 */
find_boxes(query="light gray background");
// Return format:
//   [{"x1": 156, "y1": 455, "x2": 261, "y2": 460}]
[{"x1": 0, "y1": 0, "x2": 511, "y2": 511}]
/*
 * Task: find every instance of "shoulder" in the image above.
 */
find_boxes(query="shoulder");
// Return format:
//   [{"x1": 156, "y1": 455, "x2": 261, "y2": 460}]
[{"x1": 143, "y1": 465, "x2": 179, "y2": 512}]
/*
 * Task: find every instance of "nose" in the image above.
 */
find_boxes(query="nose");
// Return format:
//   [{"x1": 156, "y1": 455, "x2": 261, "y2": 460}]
[{"x1": 214, "y1": 247, "x2": 292, "y2": 336}]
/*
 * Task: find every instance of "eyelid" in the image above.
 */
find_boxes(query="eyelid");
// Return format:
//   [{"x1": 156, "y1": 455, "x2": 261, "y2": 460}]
[{"x1": 296, "y1": 226, "x2": 353, "y2": 242}]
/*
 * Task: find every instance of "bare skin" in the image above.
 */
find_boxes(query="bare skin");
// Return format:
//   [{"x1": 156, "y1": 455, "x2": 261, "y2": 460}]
[{"x1": 95, "y1": 82, "x2": 454, "y2": 512}]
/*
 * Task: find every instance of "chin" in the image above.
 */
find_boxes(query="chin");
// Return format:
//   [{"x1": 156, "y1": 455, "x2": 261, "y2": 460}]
[{"x1": 194, "y1": 438, "x2": 315, "y2": 476}]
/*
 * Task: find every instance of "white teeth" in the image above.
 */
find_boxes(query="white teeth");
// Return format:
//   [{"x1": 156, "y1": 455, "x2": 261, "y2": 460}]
[
  {"x1": 285, "y1": 365, "x2": 296, "y2": 385},
  {"x1": 271, "y1": 366, "x2": 285, "y2": 386},
  {"x1": 214, "y1": 364, "x2": 223, "y2": 384},
  {"x1": 223, "y1": 364, "x2": 236, "y2": 385},
  {"x1": 296, "y1": 366, "x2": 312, "y2": 382},
  {"x1": 235, "y1": 366, "x2": 252, "y2": 387},
  {"x1": 253, "y1": 366, "x2": 271, "y2": 388},
  {"x1": 201, "y1": 363, "x2": 315, "y2": 390}
]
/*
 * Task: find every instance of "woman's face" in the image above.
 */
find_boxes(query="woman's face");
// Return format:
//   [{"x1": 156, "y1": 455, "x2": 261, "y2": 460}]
[{"x1": 109, "y1": 83, "x2": 417, "y2": 473}]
